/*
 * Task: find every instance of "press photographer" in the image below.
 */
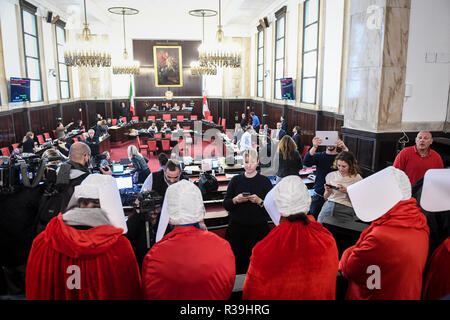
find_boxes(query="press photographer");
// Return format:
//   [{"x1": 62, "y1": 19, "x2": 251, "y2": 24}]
[{"x1": 126, "y1": 190, "x2": 167, "y2": 268}]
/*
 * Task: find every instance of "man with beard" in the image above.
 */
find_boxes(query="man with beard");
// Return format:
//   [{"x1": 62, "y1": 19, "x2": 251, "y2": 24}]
[{"x1": 303, "y1": 136, "x2": 349, "y2": 219}]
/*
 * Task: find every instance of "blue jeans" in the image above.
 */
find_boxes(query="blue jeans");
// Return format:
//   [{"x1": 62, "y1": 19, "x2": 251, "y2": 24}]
[{"x1": 309, "y1": 190, "x2": 325, "y2": 220}]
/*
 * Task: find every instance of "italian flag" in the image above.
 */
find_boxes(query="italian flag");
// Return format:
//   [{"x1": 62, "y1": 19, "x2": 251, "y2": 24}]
[{"x1": 129, "y1": 79, "x2": 135, "y2": 116}]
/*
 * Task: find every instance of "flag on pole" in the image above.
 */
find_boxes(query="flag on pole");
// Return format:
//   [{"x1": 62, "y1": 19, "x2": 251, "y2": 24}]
[
  {"x1": 129, "y1": 79, "x2": 135, "y2": 116},
  {"x1": 202, "y1": 93, "x2": 209, "y2": 118}
]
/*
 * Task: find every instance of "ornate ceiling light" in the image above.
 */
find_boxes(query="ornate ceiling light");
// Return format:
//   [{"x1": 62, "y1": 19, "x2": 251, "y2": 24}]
[
  {"x1": 189, "y1": 9, "x2": 217, "y2": 76},
  {"x1": 108, "y1": 6, "x2": 140, "y2": 75},
  {"x1": 64, "y1": 0, "x2": 111, "y2": 67},
  {"x1": 198, "y1": 0, "x2": 241, "y2": 68}
]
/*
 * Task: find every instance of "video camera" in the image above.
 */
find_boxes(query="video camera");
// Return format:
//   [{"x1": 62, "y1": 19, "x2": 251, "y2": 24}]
[
  {"x1": 134, "y1": 190, "x2": 164, "y2": 215},
  {"x1": 0, "y1": 154, "x2": 65, "y2": 195}
]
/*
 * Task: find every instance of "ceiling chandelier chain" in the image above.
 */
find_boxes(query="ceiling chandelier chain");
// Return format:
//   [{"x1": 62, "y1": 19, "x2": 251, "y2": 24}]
[
  {"x1": 64, "y1": 0, "x2": 111, "y2": 68},
  {"x1": 198, "y1": 0, "x2": 241, "y2": 69},
  {"x1": 108, "y1": 6, "x2": 140, "y2": 75},
  {"x1": 189, "y1": 9, "x2": 217, "y2": 76}
]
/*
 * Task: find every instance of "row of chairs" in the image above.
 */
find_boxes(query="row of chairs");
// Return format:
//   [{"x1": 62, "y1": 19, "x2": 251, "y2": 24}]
[
  {"x1": 114, "y1": 115, "x2": 199, "y2": 126},
  {"x1": 136, "y1": 136, "x2": 173, "y2": 157},
  {"x1": 1, "y1": 132, "x2": 54, "y2": 157}
]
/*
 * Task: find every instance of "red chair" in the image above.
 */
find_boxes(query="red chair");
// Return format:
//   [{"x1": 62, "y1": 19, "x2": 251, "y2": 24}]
[
  {"x1": 137, "y1": 136, "x2": 149, "y2": 155},
  {"x1": 52, "y1": 130, "x2": 56, "y2": 138},
  {"x1": 190, "y1": 115, "x2": 197, "y2": 120},
  {"x1": 112, "y1": 119, "x2": 118, "y2": 126},
  {"x1": 177, "y1": 115, "x2": 184, "y2": 122},
  {"x1": 1, "y1": 147, "x2": 10, "y2": 156},
  {"x1": 148, "y1": 116, "x2": 156, "y2": 122},
  {"x1": 43, "y1": 132, "x2": 51, "y2": 140},
  {"x1": 147, "y1": 140, "x2": 158, "y2": 156},
  {"x1": 132, "y1": 116, "x2": 139, "y2": 122},
  {"x1": 183, "y1": 126, "x2": 190, "y2": 131},
  {"x1": 37, "y1": 135, "x2": 45, "y2": 145},
  {"x1": 221, "y1": 118, "x2": 226, "y2": 131},
  {"x1": 163, "y1": 114, "x2": 171, "y2": 122},
  {"x1": 154, "y1": 133, "x2": 163, "y2": 139},
  {"x1": 161, "y1": 139, "x2": 173, "y2": 153},
  {"x1": 12, "y1": 143, "x2": 20, "y2": 150},
  {"x1": 301, "y1": 145, "x2": 311, "y2": 158},
  {"x1": 165, "y1": 134, "x2": 172, "y2": 140},
  {"x1": 204, "y1": 111, "x2": 211, "y2": 120},
  {"x1": 207, "y1": 115, "x2": 213, "y2": 122},
  {"x1": 218, "y1": 117, "x2": 222, "y2": 126},
  {"x1": 121, "y1": 117, "x2": 127, "y2": 123},
  {"x1": 73, "y1": 137, "x2": 79, "y2": 142}
]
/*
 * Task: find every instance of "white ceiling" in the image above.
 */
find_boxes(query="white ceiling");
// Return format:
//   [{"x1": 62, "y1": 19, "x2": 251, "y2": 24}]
[{"x1": 38, "y1": 0, "x2": 277, "y2": 38}]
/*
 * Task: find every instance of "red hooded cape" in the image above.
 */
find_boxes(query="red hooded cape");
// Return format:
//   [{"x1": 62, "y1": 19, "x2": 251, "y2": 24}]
[
  {"x1": 422, "y1": 237, "x2": 450, "y2": 300},
  {"x1": 243, "y1": 216, "x2": 339, "y2": 300},
  {"x1": 141, "y1": 226, "x2": 236, "y2": 300},
  {"x1": 339, "y1": 198, "x2": 429, "y2": 300},
  {"x1": 26, "y1": 214, "x2": 141, "y2": 300}
]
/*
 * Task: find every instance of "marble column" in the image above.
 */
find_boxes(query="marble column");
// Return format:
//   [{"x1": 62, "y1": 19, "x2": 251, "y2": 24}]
[{"x1": 344, "y1": 0, "x2": 411, "y2": 132}]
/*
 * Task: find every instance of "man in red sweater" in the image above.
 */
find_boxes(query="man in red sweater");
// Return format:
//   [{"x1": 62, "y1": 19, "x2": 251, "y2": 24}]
[{"x1": 393, "y1": 131, "x2": 443, "y2": 185}]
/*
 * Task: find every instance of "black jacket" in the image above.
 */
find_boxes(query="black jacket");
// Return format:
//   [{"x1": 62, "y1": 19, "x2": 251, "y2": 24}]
[
  {"x1": 276, "y1": 150, "x2": 303, "y2": 177},
  {"x1": 86, "y1": 136, "x2": 100, "y2": 156},
  {"x1": 292, "y1": 133, "x2": 304, "y2": 155}
]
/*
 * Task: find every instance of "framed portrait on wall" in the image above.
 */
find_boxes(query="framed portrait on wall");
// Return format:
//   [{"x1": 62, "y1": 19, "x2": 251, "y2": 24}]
[{"x1": 153, "y1": 46, "x2": 183, "y2": 87}]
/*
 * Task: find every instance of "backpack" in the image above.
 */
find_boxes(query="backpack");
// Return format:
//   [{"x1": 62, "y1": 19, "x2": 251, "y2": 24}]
[
  {"x1": 35, "y1": 163, "x2": 89, "y2": 235},
  {"x1": 197, "y1": 172, "x2": 219, "y2": 195}
]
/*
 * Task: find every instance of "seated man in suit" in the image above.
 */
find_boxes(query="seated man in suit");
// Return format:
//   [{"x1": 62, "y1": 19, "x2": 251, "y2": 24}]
[
  {"x1": 141, "y1": 179, "x2": 235, "y2": 300},
  {"x1": 150, "y1": 103, "x2": 159, "y2": 111},
  {"x1": 272, "y1": 122, "x2": 286, "y2": 141},
  {"x1": 172, "y1": 103, "x2": 180, "y2": 111}
]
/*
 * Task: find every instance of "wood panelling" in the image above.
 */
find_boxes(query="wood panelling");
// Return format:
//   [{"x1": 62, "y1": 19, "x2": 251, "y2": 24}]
[
  {"x1": 133, "y1": 40, "x2": 202, "y2": 97},
  {"x1": 29, "y1": 105, "x2": 58, "y2": 136},
  {"x1": 0, "y1": 113, "x2": 15, "y2": 148},
  {"x1": 263, "y1": 102, "x2": 283, "y2": 128}
]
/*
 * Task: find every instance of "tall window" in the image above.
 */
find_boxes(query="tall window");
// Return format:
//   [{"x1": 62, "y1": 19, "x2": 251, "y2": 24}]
[
  {"x1": 274, "y1": 6, "x2": 286, "y2": 100},
  {"x1": 301, "y1": 0, "x2": 320, "y2": 104},
  {"x1": 20, "y1": 1, "x2": 42, "y2": 102},
  {"x1": 256, "y1": 26, "x2": 264, "y2": 98},
  {"x1": 55, "y1": 23, "x2": 70, "y2": 99}
]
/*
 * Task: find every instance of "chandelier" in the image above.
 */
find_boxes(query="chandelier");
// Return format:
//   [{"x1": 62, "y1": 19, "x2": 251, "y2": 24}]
[
  {"x1": 108, "y1": 6, "x2": 140, "y2": 75},
  {"x1": 64, "y1": 0, "x2": 111, "y2": 67},
  {"x1": 198, "y1": 0, "x2": 241, "y2": 68},
  {"x1": 189, "y1": 9, "x2": 217, "y2": 76}
]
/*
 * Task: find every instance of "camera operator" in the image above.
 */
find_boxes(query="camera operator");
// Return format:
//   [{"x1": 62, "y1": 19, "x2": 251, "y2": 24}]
[
  {"x1": 36, "y1": 142, "x2": 111, "y2": 235},
  {"x1": 126, "y1": 190, "x2": 166, "y2": 268},
  {"x1": 0, "y1": 149, "x2": 64, "y2": 297}
]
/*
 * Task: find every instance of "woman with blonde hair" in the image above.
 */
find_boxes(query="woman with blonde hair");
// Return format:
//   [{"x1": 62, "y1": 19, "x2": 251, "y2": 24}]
[
  {"x1": 18, "y1": 131, "x2": 36, "y2": 154},
  {"x1": 128, "y1": 144, "x2": 151, "y2": 184},
  {"x1": 223, "y1": 148, "x2": 273, "y2": 274},
  {"x1": 275, "y1": 135, "x2": 303, "y2": 183}
]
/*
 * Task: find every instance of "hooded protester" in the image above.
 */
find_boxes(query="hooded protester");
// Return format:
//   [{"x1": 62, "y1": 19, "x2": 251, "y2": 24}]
[
  {"x1": 26, "y1": 174, "x2": 141, "y2": 300},
  {"x1": 242, "y1": 176, "x2": 339, "y2": 300},
  {"x1": 141, "y1": 180, "x2": 235, "y2": 300},
  {"x1": 420, "y1": 169, "x2": 450, "y2": 300},
  {"x1": 339, "y1": 166, "x2": 429, "y2": 300}
]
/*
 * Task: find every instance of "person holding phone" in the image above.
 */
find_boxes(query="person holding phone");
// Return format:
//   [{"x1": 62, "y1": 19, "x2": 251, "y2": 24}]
[
  {"x1": 223, "y1": 148, "x2": 273, "y2": 274},
  {"x1": 317, "y1": 151, "x2": 362, "y2": 223}
]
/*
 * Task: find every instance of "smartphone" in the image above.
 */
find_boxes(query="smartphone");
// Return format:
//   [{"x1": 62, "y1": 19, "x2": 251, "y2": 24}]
[
  {"x1": 326, "y1": 184, "x2": 339, "y2": 190},
  {"x1": 242, "y1": 192, "x2": 251, "y2": 196}
]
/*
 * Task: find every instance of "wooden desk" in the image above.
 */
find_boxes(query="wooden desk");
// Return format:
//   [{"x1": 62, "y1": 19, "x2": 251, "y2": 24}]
[
  {"x1": 145, "y1": 110, "x2": 192, "y2": 120},
  {"x1": 99, "y1": 135, "x2": 111, "y2": 153}
]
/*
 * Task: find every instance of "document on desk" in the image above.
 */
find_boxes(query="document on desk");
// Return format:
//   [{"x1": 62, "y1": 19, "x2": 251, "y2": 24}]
[
  {"x1": 184, "y1": 166, "x2": 200, "y2": 174},
  {"x1": 225, "y1": 173, "x2": 238, "y2": 179}
]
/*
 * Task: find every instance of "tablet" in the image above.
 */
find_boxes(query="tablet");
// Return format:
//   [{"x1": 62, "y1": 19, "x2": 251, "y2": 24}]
[
  {"x1": 316, "y1": 131, "x2": 338, "y2": 146},
  {"x1": 115, "y1": 176, "x2": 133, "y2": 190}
]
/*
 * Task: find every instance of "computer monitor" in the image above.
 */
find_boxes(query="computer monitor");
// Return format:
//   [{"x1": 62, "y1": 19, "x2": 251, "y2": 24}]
[
  {"x1": 10, "y1": 77, "x2": 30, "y2": 102},
  {"x1": 280, "y1": 78, "x2": 295, "y2": 100},
  {"x1": 115, "y1": 176, "x2": 133, "y2": 190}
]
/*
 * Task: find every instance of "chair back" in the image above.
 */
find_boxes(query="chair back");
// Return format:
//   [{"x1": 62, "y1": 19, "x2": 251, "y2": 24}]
[
  {"x1": 163, "y1": 114, "x2": 171, "y2": 121},
  {"x1": 37, "y1": 135, "x2": 45, "y2": 145},
  {"x1": 147, "y1": 140, "x2": 157, "y2": 152},
  {"x1": 177, "y1": 115, "x2": 184, "y2": 122},
  {"x1": 132, "y1": 116, "x2": 139, "y2": 122},
  {"x1": 43, "y1": 132, "x2": 51, "y2": 140},
  {"x1": 121, "y1": 117, "x2": 127, "y2": 123},
  {"x1": 161, "y1": 139, "x2": 170, "y2": 151},
  {"x1": 154, "y1": 133, "x2": 162, "y2": 139},
  {"x1": 148, "y1": 116, "x2": 156, "y2": 122},
  {"x1": 301, "y1": 145, "x2": 311, "y2": 158},
  {"x1": 1, "y1": 147, "x2": 11, "y2": 157},
  {"x1": 112, "y1": 119, "x2": 118, "y2": 126},
  {"x1": 190, "y1": 115, "x2": 197, "y2": 120},
  {"x1": 12, "y1": 143, "x2": 20, "y2": 150}
]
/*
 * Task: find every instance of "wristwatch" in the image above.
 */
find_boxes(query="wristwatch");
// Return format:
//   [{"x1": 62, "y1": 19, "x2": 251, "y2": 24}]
[{"x1": 258, "y1": 200, "x2": 264, "y2": 208}]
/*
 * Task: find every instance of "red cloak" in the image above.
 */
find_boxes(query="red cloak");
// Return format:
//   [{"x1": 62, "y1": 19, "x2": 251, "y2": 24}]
[
  {"x1": 339, "y1": 198, "x2": 429, "y2": 300},
  {"x1": 26, "y1": 214, "x2": 141, "y2": 300},
  {"x1": 422, "y1": 237, "x2": 450, "y2": 300},
  {"x1": 243, "y1": 216, "x2": 339, "y2": 300},
  {"x1": 141, "y1": 226, "x2": 236, "y2": 300}
]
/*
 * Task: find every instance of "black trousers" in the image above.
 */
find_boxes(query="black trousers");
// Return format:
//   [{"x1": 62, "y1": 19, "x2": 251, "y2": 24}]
[{"x1": 225, "y1": 221, "x2": 270, "y2": 274}]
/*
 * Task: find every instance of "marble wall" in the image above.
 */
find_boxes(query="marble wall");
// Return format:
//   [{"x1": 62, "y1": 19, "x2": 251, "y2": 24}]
[
  {"x1": 344, "y1": 0, "x2": 411, "y2": 132},
  {"x1": 222, "y1": 37, "x2": 251, "y2": 98}
]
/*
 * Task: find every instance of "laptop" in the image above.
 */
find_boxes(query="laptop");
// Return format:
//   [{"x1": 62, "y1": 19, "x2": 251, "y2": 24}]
[
  {"x1": 112, "y1": 164, "x2": 124, "y2": 174},
  {"x1": 115, "y1": 176, "x2": 133, "y2": 190}
]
